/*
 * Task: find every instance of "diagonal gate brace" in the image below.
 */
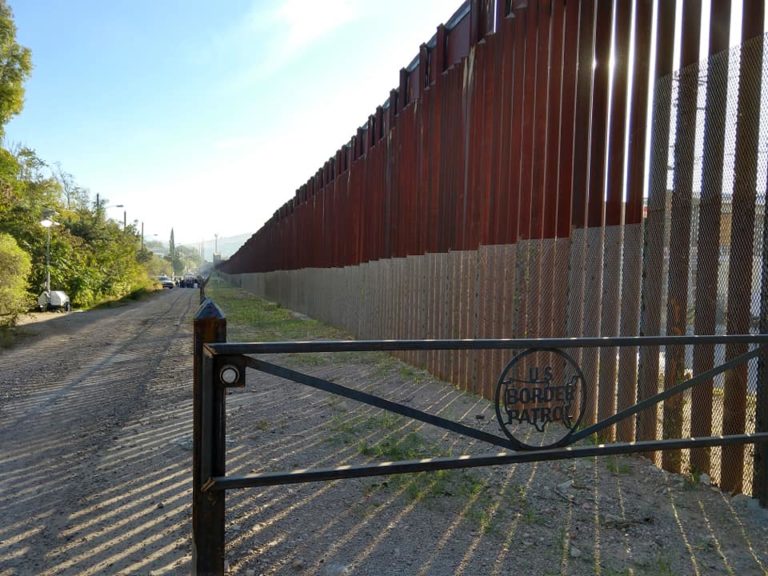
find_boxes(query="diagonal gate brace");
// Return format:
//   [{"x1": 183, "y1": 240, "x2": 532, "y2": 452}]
[{"x1": 245, "y1": 357, "x2": 514, "y2": 450}]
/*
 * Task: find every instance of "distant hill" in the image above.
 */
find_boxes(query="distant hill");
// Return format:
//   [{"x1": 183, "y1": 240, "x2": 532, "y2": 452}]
[{"x1": 179, "y1": 233, "x2": 250, "y2": 262}]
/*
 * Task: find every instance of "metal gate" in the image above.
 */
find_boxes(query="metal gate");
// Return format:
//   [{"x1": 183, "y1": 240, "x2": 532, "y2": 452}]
[{"x1": 192, "y1": 298, "x2": 768, "y2": 575}]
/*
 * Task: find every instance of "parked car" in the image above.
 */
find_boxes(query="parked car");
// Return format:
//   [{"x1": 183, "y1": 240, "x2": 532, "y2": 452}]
[
  {"x1": 181, "y1": 274, "x2": 198, "y2": 288},
  {"x1": 157, "y1": 275, "x2": 175, "y2": 289},
  {"x1": 37, "y1": 290, "x2": 71, "y2": 312}
]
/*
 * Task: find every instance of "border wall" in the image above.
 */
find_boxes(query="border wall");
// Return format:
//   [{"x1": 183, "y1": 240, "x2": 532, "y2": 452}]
[{"x1": 219, "y1": 0, "x2": 768, "y2": 497}]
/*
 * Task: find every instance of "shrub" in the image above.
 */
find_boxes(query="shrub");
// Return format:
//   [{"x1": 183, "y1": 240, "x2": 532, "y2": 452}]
[{"x1": 0, "y1": 232, "x2": 32, "y2": 326}]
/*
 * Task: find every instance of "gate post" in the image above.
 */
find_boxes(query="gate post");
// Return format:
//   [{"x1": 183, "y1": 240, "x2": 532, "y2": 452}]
[
  {"x1": 757, "y1": 347, "x2": 767, "y2": 507},
  {"x1": 757, "y1": 202, "x2": 768, "y2": 508},
  {"x1": 193, "y1": 298, "x2": 227, "y2": 574}
]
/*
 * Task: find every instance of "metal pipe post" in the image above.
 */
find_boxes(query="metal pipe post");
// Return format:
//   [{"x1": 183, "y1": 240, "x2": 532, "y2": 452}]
[
  {"x1": 193, "y1": 298, "x2": 227, "y2": 574},
  {"x1": 45, "y1": 225, "x2": 51, "y2": 293}
]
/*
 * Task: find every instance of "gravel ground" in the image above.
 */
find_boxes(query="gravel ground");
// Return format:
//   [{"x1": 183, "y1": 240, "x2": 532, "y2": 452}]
[
  {"x1": 1, "y1": 288, "x2": 767, "y2": 576},
  {"x1": 1, "y1": 289, "x2": 198, "y2": 575}
]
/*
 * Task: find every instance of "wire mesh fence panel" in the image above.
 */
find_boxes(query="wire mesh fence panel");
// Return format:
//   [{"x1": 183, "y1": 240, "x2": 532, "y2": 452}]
[{"x1": 635, "y1": 32, "x2": 768, "y2": 493}]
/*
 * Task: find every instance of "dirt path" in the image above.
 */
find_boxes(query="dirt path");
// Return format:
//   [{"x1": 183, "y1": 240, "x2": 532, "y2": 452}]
[
  {"x1": 1, "y1": 287, "x2": 768, "y2": 575},
  {"x1": 0, "y1": 289, "x2": 199, "y2": 575}
]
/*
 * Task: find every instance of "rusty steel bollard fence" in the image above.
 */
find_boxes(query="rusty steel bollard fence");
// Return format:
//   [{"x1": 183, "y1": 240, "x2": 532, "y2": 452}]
[{"x1": 192, "y1": 298, "x2": 227, "y2": 575}]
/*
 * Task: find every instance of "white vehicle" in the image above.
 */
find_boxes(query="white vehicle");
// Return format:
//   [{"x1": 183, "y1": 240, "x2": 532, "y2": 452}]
[{"x1": 37, "y1": 290, "x2": 71, "y2": 312}]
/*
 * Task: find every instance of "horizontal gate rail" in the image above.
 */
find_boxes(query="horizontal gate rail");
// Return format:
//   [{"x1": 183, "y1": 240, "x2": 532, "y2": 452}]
[
  {"x1": 207, "y1": 333, "x2": 768, "y2": 356},
  {"x1": 205, "y1": 433, "x2": 768, "y2": 491}
]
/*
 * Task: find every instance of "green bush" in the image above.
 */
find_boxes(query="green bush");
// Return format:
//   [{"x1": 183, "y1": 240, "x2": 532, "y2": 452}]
[{"x1": 0, "y1": 232, "x2": 32, "y2": 325}]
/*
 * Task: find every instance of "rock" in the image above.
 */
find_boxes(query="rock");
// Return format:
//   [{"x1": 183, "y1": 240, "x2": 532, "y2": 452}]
[
  {"x1": 601, "y1": 510, "x2": 654, "y2": 529},
  {"x1": 699, "y1": 473, "x2": 711, "y2": 486},
  {"x1": 601, "y1": 513, "x2": 622, "y2": 525},
  {"x1": 291, "y1": 559, "x2": 305, "y2": 571},
  {"x1": 156, "y1": 502, "x2": 165, "y2": 510},
  {"x1": 731, "y1": 493, "x2": 751, "y2": 508},
  {"x1": 557, "y1": 480, "x2": 574, "y2": 492},
  {"x1": 569, "y1": 545, "x2": 582, "y2": 559}
]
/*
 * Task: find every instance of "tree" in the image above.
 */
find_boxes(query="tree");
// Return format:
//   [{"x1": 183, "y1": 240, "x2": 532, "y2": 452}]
[
  {"x1": 143, "y1": 251, "x2": 170, "y2": 277},
  {"x1": 0, "y1": 1, "x2": 31, "y2": 135},
  {"x1": 176, "y1": 245, "x2": 203, "y2": 274},
  {"x1": 0, "y1": 232, "x2": 31, "y2": 325},
  {"x1": 0, "y1": 146, "x2": 163, "y2": 307},
  {"x1": 53, "y1": 163, "x2": 89, "y2": 210},
  {"x1": 0, "y1": 148, "x2": 60, "y2": 262},
  {"x1": 0, "y1": 147, "x2": 20, "y2": 218},
  {"x1": 167, "y1": 227, "x2": 184, "y2": 275}
]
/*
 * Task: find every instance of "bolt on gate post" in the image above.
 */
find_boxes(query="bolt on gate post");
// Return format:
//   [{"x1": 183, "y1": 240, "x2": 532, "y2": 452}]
[{"x1": 193, "y1": 298, "x2": 227, "y2": 575}]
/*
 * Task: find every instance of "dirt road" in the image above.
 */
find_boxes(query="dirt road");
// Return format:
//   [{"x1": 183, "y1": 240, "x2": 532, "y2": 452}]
[{"x1": 0, "y1": 289, "x2": 199, "y2": 575}]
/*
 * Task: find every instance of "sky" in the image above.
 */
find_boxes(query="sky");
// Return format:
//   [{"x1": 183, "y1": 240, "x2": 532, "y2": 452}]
[{"x1": 4, "y1": 0, "x2": 463, "y2": 245}]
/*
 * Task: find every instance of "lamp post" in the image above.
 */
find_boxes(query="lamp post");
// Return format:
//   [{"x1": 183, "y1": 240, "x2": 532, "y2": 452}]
[
  {"x1": 102, "y1": 203, "x2": 124, "y2": 224},
  {"x1": 40, "y1": 209, "x2": 55, "y2": 293}
]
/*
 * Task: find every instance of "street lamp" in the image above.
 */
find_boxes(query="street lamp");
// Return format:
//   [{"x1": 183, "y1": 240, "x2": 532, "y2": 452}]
[
  {"x1": 37, "y1": 209, "x2": 71, "y2": 312},
  {"x1": 40, "y1": 209, "x2": 55, "y2": 293},
  {"x1": 102, "y1": 203, "x2": 125, "y2": 227}
]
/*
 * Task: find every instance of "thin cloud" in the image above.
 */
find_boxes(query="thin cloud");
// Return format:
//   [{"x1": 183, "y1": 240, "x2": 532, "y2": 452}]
[
  {"x1": 219, "y1": 0, "x2": 362, "y2": 82},
  {"x1": 272, "y1": 0, "x2": 361, "y2": 56}
]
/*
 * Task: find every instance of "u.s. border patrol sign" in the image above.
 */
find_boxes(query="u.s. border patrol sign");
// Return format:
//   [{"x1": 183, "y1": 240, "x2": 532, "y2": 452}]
[{"x1": 494, "y1": 348, "x2": 586, "y2": 450}]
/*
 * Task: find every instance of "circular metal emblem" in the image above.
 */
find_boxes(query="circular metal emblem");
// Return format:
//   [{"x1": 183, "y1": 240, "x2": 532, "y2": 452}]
[{"x1": 494, "y1": 348, "x2": 586, "y2": 450}]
